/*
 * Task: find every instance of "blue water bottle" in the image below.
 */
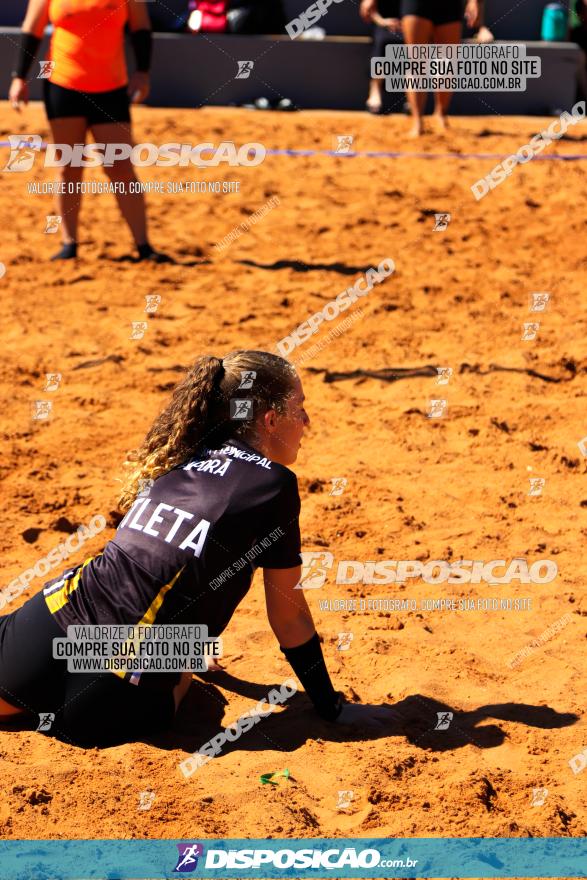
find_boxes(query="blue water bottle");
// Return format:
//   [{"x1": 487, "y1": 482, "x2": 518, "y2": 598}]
[{"x1": 541, "y1": 3, "x2": 568, "y2": 41}]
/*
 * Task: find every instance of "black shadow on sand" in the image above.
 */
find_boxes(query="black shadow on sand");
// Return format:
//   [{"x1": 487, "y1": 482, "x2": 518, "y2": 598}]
[{"x1": 152, "y1": 670, "x2": 579, "y2": 757}]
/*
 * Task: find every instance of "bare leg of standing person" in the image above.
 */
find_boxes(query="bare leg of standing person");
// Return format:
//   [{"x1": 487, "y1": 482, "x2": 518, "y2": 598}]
[
  {"x1": 90, "y1": 121, "x2": 148, "y2": 249},
  {"x1": 367, "y1": 77, "x2": 383, "y2": 113},
  {"x1": 401, "y1": 15, "x2": 433, "y2": 136},
  {"x1": 47, "y1": 117, "x2": 87, "y2": 259},
  {"x1": 432, "y1": 21, "x2": 462, "y2": 131},
  {"x1": 90, "y1": 120, "x2": 170, "y2": 261}
]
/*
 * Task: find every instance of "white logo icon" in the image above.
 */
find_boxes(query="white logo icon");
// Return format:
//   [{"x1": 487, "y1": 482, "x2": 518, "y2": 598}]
[
  {"x1": 138, "y1": 790, "x2": 156, "y2": 811},
  {"x1": 43, "y1": 372, "x2": 62, "y2": 392},
  {"x1": 44, "y1": 214, "x2": 62, "y2": 234},
  {"x1": 436, "y1": 367, "x2": 453, "y2": 386},
  {"x1": 3, "y1": 134, "x2": 42, "y2": 173},
  {"x1": 38, "y1": 60, "x2": 55, "y2": 78},
  {"x1": 144, "y1": 294, "x2": 161, "y2": 314},
  {"x1": 236, "y1": 61, "x2": 254, "y2": 79},
  {"x1": 238, "y1": 370, "x2": 256, "y2": 390},
  {"x1": 295, "y1": 551, "x2": 334, "y2": 589},
  {"x1": 529, "y1": 293, "x2": 550, "y2": 312},
  {"x1": 528, "y1": 477, "x2": 545, "y2": 496},
  {"x1": 330, "y1": 477, "x2": 348, "y2": 496},
  {"x1": 230, "y1": 399, "x2": 253, "y2": 420},
  {"x1": 530, "y1": 788, "x2": 548, "y2": 807},
  {"x1": 32, "y1": 400, "x2": 52, "y2": 420},
  {"x1": 569, "y1": 748, "x2": 587, "y2": 775},
  {"x1": 36, "y1": 712, "x2": 55, "y2": 732},
  {"x1": 335, "y1": 135, "x2": 354, "y2": 154},
  {"x1": 577, "y1": 436, "x2": 587, "y2": 458},
  {"x1": 427, "y1": 399, "x2": 447, "y2": 419},
  {"x1": 130, "y1": 321, "x2": 148, "y2": 340},
  {"x1": 337, "y1": 790, "x2": 354, "y2": 809},
  {"x1": 521, "y1": 322, "x2": 540, "y2": 341},
  {"x1": 434, "y1": 711, "x2": 453, "y2": 730},
  {"x1": 337, "y1": 632, "x2": 354, "y2": 651},
  {"x1": 433, "y1": 213, "x2": 451, "y2": 231},
  {"x1": 137, "y1": 478, "x2": 155, "y2": 498}
]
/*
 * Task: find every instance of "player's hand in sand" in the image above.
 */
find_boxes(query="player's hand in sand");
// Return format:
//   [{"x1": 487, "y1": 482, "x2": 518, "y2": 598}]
[
  {"x1": 9, "y1": 78, "x2": 29, "y2": 111},
  {"x1": 335, "y1": 702, "x2": 395, "y2": 729}
]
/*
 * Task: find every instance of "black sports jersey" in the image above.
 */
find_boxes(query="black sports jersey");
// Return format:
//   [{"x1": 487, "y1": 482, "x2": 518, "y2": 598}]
[{"x1": 42, "y1": 438, "x2": 301, "y2": 642}]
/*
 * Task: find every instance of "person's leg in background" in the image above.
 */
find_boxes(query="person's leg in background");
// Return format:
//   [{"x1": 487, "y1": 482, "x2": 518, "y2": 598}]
[
  {"x1": 368, "y1": 20, "x2": 403, "y2": 113},
  {"x1": 366, "y1": 0, "x2": 403, "y2": 114},
  {"x1": 90, "y1": 120, "x2": 148, "y2": 253},
  {"x1": 46, "y1": 116, "x2": 88, "y2": 260},
  {"x1": 469, "y1": 0, "x2": 494, "y2": 42},
  {"x1": 367, "y1": 21, "x2": 387, "y2": 114},
  {"x1": 401, "y1": 14, "x2": 434, "y2": 136},
  {"x1": 90, "y1": 117, "x2": 169, "y2": 262},
  {"x1": 432, "y1": 20, "x2": 463, "y2": 131}
]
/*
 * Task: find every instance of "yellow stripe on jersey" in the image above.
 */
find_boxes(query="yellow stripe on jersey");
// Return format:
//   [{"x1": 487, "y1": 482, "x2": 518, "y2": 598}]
[
  {"x1": 45, "y1": 556, "x2": 95, "y2": 615},
  {"x1": 138, "y1": 565, "x2": 186, "y2": 628},
  {"x1": 111, "y1": 565, "x2": 186, "y2": 681}
]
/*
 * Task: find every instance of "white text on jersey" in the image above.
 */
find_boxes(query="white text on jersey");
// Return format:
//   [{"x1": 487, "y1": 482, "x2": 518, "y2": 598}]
[{"x1": 119, "y1": 499, "x2": 210, "y2": 557}]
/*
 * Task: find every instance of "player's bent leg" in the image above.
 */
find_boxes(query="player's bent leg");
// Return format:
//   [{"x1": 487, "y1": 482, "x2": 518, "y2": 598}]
[
  {"x1": 0, "y1": 591, "x2": 65, "y2": 721},
  {"x1": 47, "y1": 116, "x2": 88, "y2": 259},
  {"x1": 173, "y1": 672, "x2": 193, "y2": 712},
  {"x1": 57, "y1": 672, "x2": 176, "y2": 747}
]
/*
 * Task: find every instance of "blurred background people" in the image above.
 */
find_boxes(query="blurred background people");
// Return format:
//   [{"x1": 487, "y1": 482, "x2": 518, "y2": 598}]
[{"x1": 360, "y1": 0, "x2": 403, "y2": 114}]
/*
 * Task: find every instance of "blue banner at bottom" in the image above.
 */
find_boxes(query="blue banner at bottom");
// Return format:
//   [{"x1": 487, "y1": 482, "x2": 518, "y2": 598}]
[{"x1": 0, "y1": 838, "x2": 585, "y2": 879}]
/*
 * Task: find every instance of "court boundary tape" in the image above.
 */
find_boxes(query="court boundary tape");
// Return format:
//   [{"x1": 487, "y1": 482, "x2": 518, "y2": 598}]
[{"x1": 2, "y1": 142, "x2": 587, "y2": 161}]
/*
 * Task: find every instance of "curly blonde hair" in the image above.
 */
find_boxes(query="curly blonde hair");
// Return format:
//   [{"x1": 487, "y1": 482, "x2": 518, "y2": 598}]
[{"x1": 118, "y1": 350, "x2": 297, "y2": 512}]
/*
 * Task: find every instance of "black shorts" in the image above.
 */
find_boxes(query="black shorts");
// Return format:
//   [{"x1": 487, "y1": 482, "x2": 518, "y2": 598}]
[
  {"x1": 0, "y1": 591, "x2": 176, "y2": 747},
  {"x1": 43, "y1": 79, "x2": 131, "y2": 125},
  {"x1": 401, "y1": 0, "x2": 464, "y2": 24},
  {"x1": 378, "y1": 0, "x2": 401, "y2": 16}
]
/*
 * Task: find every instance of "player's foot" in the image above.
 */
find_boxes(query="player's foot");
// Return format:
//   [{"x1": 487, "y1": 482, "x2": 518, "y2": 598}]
[
  {"x1": 475, "y1": 26, "x2": 494, "y2": 43},
  {"x1": 366, "y1": 99, "x2": 383, "y2": 114},
  {"x1": 408, "y1": 119, "x2": 424, "y2": 137},
  {"x1": 50, "y1": 242, "x2": 77, "y2": 261},
  {"x1": 433, "y1": 112, "x2": 449, "y2": 132},
  {"x1": 136, "y1": 242, "x2": 172, "y2": 263}
]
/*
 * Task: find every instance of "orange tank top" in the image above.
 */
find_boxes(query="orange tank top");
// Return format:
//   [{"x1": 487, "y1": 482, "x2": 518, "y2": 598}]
[{"x1": 47, "y1": 0, "x2": 129, "y2": 93}]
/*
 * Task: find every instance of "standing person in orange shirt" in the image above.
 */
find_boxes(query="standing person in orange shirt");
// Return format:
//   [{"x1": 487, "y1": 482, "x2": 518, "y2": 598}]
[{"x1": 9, "y1": 0, "x2": 169, "y2": 262}]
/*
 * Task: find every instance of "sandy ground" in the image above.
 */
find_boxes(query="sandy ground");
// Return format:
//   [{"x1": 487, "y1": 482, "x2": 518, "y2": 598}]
[{"x1": 0, "y1": 103, "x2": 586, "y2": 853}]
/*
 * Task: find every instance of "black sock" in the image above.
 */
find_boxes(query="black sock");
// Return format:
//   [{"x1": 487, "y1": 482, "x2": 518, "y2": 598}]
[
  {"x1": 50, "y1": 242, "x2": 77, "y2": 261},
  {"x1": 137, "y1": 242, "x2": 171, "y2": 263},
  {"x1": 137, "y1": 242, "x2": 154, "y2": 260}
]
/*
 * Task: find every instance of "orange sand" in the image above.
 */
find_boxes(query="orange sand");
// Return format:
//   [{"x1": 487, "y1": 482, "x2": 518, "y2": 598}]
[{"x1": 0, "y1": 104, "x2": 585, "y2": 848}]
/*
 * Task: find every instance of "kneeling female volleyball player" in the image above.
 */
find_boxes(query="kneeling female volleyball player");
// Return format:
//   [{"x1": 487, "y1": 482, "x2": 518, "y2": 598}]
[{"x1": 0, "y1": 351, "x2": 391, "y2": 747}]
